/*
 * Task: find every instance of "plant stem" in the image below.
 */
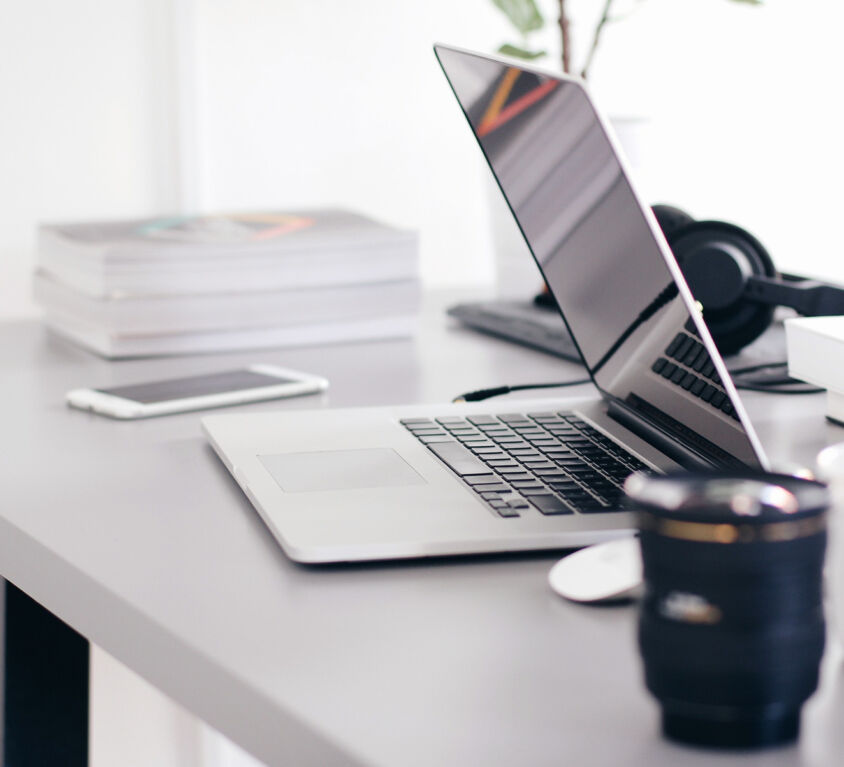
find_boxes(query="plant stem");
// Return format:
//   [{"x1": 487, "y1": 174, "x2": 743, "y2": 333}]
[
  {"x1": 581, "y1": 0, "x2": 616, "y2": 80},
  {"x1": 557, "y1": 0, "x2": 571, "y2": 73}
]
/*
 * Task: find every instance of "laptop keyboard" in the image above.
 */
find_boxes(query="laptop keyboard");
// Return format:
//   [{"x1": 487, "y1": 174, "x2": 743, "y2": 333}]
[
  {"x1": 400, "y1": 412, "x2": 650, "y2": 519},
  {"x1": 651, "y1": 319, "x2": 739, "y2": 421}
]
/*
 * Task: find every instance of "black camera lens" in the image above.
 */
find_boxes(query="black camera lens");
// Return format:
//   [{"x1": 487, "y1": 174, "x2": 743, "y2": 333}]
[{"x1": 625, "y1": 472, "x2": 828, "y2": 749}]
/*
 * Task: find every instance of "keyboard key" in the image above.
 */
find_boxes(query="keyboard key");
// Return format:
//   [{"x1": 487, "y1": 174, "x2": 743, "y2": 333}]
[
  {"x1": 682, "y1": 342, "x2": 703, "y2": 367},
  {"x1": 467, "y1": 415, "x2": 498, "y2": 425},
  {"x1": 674, "y1": 336, "x2": 695, "y2": 361},
  {"x1": 496, "y1": 506, "x2": 521, "y2": 518},
  {"x1": 485, "y1": 463, "x2": 521, "y2": 473},
  {"x1": 474, "y1": 484, "x2": 510, "y2": 494},
  {"x1": 521, "y1": 487, "x2": 554, "y2": 496},
  {"x1": 401, "y1": 418, "x2": 433, "y2": 425},
  {"x1": 428, "y1": 442, "x2": 492, "y2": 476},
  {"x1": 512, "y1": 481, "x2": 545, "y2": 490},
  {"x1": 464, "y1": 474, "x2": 498, "y2": 485},
  {"x1": 522, "y1": 461, "x2": 556, "y2": 470},
  {"x1": 529, "y1": 495, "x2": 574, "y2": 515},
  {"x1": 419, "y1": 435, "x2": 455, "y2": 444},
  {"x1": 665, "y1": 333, "x2": 685, "y2": 357}
]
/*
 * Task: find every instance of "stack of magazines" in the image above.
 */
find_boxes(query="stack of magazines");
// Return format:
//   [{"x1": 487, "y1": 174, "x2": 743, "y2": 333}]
[{"x1": 34, "y1": 209, "x2": 420, "y2": 358}]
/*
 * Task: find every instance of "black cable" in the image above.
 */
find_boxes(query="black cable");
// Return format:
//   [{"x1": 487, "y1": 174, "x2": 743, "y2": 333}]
[
  {"x1": 452, "y1": 378, "x2": 591, "y2": 403},
  {"x1": 727, "y1": 361, "x2": 824, "y2": 394},
  {"x1": 727, "y1": 361, "x2": 788, "y2": 375},
  {"x1": 734, "y1": 382, "x2": 825, "y2": 394},
  {"x1": 453, "y1": 359, "x2": 825, "y2": 403}
]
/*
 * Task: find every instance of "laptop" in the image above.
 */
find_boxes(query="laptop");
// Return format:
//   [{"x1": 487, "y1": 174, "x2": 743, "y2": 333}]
[{"x1": 202, "y1": 44, "x2": 769, "y2": 563}]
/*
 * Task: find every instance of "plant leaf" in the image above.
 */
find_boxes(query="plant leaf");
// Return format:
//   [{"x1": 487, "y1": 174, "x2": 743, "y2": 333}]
[
  {"x1": 491, "y1": 0, "x2": 545, "y2": 36},
  {"x1": 497, "y1": 43, "x2": 547, "y2": 60}
]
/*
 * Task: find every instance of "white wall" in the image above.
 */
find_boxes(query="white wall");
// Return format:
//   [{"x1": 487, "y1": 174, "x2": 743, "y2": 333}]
[
  {"x1": 189, "y1": 0, "x2": 507, "y2": 291},
  {"x1": 579, "y1": 0, "x2": 844, "y2": 284},
  {"x1": 0, "y1": 0, "x2": 182, "y2": 319},
  {"x1": 3, "y1": 1, "x2": 844, "y2": 321}
]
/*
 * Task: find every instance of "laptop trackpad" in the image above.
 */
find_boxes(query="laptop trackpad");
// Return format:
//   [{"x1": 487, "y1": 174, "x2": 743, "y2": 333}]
[{"x1": 259, "y1": 448, "x2": 427, "y2": 493}]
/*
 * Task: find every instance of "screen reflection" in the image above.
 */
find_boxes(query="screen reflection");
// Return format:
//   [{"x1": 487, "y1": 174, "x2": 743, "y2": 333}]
[{"x1": 436, "y1": 46, "x2": 763, "y2": 468}]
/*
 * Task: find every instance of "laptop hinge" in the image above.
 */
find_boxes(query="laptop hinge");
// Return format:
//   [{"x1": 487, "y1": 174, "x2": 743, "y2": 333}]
[{"x1": 606, "y1": 397, "x2": 720, "y2": 471}]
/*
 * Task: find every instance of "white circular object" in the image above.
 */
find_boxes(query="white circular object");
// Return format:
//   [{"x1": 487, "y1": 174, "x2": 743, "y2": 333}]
[{"x1": 548, "y1": 537, "x2": 643, "y2": 604}]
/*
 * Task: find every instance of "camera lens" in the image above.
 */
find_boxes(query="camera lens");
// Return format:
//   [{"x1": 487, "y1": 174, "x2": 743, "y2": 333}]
[{"x1": 625, "y1": 472, "x2": 828, "y2": 749}]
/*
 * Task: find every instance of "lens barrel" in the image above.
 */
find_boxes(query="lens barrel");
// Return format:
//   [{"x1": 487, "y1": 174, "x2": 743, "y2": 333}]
[{"x1": 625, "y1": 472, "x2": 828, "y2": 749}]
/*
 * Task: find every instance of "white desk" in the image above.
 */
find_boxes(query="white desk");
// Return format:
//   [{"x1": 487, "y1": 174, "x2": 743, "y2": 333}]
[{"x1": 2, "y1": 293, "x2": 844, "y2": 766}]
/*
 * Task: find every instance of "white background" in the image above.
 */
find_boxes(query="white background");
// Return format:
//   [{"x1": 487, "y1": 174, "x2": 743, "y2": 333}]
[
  {"x1": 3, "y1": 1, "x2": 844, "y2": 764},
  {"x1": 3, "y1": 0, "x2": 844, "y2": 321}
]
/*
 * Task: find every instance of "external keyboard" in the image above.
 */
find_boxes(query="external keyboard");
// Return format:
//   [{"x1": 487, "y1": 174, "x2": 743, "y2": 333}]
[{"x1": 400, "y1": 412, "x2": 650, "y2": 519}]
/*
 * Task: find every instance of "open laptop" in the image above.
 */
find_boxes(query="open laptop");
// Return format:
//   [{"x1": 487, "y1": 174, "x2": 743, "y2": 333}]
[{"x1": 202, "y1": 44, "x2": 769, "y2": 563}]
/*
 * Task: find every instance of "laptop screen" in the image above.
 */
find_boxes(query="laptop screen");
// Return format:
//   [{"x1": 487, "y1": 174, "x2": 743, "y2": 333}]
[{"x1": 435, "y1": 45, "x2": 766, "y2": 469}]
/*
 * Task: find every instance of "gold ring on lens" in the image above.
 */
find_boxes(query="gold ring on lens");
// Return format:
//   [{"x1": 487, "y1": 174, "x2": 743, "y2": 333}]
[{"x1": 639, "y1": 512, "x2": 826, "y2": 543}]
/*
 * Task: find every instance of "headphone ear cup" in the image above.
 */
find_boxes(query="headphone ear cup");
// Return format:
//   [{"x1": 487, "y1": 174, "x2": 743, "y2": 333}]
[
  {"x1": 651, "y1": 204, "x2": 695, "y2": 241},
  {"x1": 668, "y1": 220, "x2": 777, "y2": 355}
]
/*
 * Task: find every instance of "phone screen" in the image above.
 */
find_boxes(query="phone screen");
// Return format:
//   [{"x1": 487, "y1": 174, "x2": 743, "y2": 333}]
[{"x1": 97, "y1": 370, "x2": 294, "y2": 404}]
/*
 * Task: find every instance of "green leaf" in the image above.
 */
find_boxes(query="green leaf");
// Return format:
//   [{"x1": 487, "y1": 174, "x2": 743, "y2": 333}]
[
  {"x1": 491, "y1": 0, "x2": 545, "y2": 36},
  {"x1": 497, "y1": 43, "x2": 547, "y2": 60}
]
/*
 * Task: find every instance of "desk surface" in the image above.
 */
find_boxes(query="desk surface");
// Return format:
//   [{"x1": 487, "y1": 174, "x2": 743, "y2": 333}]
[{"x1": 3, "y1": 293, "x2": 844, "y2": 767}]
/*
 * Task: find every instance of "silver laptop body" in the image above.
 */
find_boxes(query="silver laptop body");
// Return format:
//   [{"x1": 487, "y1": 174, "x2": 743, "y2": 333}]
[{"x1": 202, "y1": 45, "x2": 768, "y2": 563}]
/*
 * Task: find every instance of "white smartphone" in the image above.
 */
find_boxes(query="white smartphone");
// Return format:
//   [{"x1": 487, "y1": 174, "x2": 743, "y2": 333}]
[{"x1": 66, "y1": 364, "x2": 329, "y2": 419}]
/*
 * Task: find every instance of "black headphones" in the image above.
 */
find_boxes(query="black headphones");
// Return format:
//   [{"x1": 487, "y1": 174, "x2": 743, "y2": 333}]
[{"x1": 652, "y1": 204, "x2": 844, "y2": 355}]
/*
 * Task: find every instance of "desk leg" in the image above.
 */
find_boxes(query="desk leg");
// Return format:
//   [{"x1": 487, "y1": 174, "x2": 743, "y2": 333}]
[{"x1": 1, "y1": 580, "x2": 89, "y2": 767}]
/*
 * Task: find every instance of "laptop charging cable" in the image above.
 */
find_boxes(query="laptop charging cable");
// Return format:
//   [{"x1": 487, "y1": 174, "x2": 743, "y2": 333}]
[
  {"x1": 453, "y1": 362, "x2": 822, "y2": 404},
  {"x1": 452, "y1": 378, "x2": 591, "y2": 403}
]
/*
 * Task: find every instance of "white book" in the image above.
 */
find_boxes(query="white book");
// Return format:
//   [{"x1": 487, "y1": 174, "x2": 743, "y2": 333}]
[
  {"x1": 38, "y1": 240, "x2": 418, "y2": 298},
  {"x1": 37, "y1": 209, "x2": 419, "y2": 297},
  {"x1": 785, "y1": 316, "x2": 844, "y2": 391},
  {"x1": 34, "y1": 271, "x2": 420, "y2": 335},
  {"x1": 44, "y1": 312, "x2": 418, "y2": 359},
  {"x1": 37, "y1": 209, "x2": 416, "y2": 261},
  {"x1": 785, "y1": 316, "x2": 844, "y2": 423}
]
